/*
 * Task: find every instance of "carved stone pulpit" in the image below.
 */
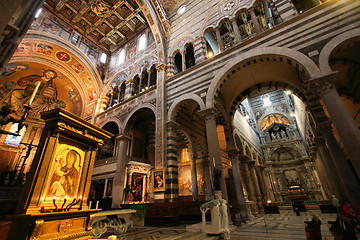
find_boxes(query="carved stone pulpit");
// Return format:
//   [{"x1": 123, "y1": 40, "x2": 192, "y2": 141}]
[{"x1": 7, "y1": 108, "x2": 112, "y2": 239}]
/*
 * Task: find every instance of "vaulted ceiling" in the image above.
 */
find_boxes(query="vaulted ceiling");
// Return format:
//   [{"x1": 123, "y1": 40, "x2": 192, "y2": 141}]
[{"x1": 43, "y1": 0, "x2": 149, "y2": 53}]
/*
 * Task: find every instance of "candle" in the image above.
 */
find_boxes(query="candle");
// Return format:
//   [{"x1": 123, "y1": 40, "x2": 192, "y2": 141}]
[
  {"x1": 28, "y1": 81, "x2": 41, "y2": 106},
  {"x1": 213, "y1": 157, "x2": 216, "y2": 167},
  {"x1": 89, "y1": 201, "x2": 92, "y2": 209},
  {"x1": 96, "y1": 200, "x2": 99, "y2": 209}
]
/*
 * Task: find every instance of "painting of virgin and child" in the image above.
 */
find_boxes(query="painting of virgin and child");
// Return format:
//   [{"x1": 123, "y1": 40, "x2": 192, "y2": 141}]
[{"x1": 46, "y1": 149, "x2": 82, "y2": 198}]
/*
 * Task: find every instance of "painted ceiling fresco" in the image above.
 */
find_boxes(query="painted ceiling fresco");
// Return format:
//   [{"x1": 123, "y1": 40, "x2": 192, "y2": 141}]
[{"x1": 0, "y1": 62, "x2": 82, "y2": 119}]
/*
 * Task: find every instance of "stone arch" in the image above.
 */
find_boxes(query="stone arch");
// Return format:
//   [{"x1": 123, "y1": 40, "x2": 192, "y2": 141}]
[
  {"x1": 123, "y1": 103, "x2": 156, "y2": 136},
  {"x1": 169, "y1": 35, "x2": 196, "y2": 56},
  {"x1": 102, "y1": 72, "x2": 129, "y2": 96},
  {"x1": 206, "y1": 47, "x2": 321, "y2": 108},
  {"x1": 319, "y1": 27, "x2": 360, "y2": 75},
  {"x1": 244, "y1": 144, "x2": 252, "y2": 160},
  {"x1": 168, "y1": 93, "x2": 206, "y2": 122},
  {"x1": 99, "y1": 117, "x2": 122, "y2": 132},
  {"x1": 131, "y1": 55, "x2": 158, "y2": 77},
  {"x1": 234, "y1": 133, "x2": 243, "y2": 154}
]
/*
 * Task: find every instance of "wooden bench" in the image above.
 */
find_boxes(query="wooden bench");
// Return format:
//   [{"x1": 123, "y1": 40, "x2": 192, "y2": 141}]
[
  {"x1": 328, "y1": 214, "x2": 357, "y2": 240},
  {"x1": 92, "y1": 209, "x2": 136, "y2": 238},
  {"x1": 319, "y1": 204, "x2": 338, "y2": 213},
  {"x1": 304, "y1": 215, "x2": 322, "y2": 240}
]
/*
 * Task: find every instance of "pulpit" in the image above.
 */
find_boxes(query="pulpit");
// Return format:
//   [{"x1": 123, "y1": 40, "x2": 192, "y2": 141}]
[{"x1": 6, "y1": 108, "x2": 112, "y2": 239}]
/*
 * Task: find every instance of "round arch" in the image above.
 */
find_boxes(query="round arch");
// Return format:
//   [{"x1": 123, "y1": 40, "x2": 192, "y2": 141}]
[
  {"x1": 319, "y1": 28, "x2": 360, "y2": 75},
  {"x1": 168, "y1": 93, "x2": 206, "y2": 122},
  {"x1": 206, "y1": 47, "x2": 321, "y2": 108},
  {"x1": 123, "y1": 103, "x2": 156, "y2": 135}
]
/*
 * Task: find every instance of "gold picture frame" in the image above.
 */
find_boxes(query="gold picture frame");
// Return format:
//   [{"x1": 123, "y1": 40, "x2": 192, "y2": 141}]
[{"x1": 152, "y1": 168, "x2": 165, "y2": 192}]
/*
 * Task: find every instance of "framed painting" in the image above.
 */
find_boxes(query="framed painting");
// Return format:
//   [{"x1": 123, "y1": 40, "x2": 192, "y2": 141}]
[{"x1": 152, "y1": 168, "x2": 165, "y2": 192}]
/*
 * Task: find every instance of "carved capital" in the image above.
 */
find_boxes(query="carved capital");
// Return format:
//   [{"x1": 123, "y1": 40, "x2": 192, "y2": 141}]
[
  {"x1": 226, "y1": 149, "x2": 239, "y2": 159},
  {"x1": 116, "y1": 134, "x2": 131, "y2": 142},
  {"x1": 199, "y1": 107, "x2": 218, "y2": 122},
  {"x1": 125, "y1": 79, "x2": 135, "y2": 84},
  {"x1": 239, "y1": 155, "x2": 250, "y2": 163},
  {"x1": 156, "y1": 63, "x2": 166, "y2": 72},
  {"x1": 309, "y1": 72, "x2": 338, "y2": 97}
]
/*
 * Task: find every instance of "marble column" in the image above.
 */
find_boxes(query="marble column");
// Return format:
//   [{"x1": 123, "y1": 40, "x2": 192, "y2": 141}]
[
  {"x1": 194, "y1": 37, "x2": 206, "y2": 64},
  {"x1": 117, "y1": 87, "x2": 122, "y2": 103},
  {"x1": 249, "y1": 8, "x2": 262, "y2": 34},
  {"x1": 256, "y1": 165, "x2": 270, "y2": 202},
  {"x1": 227, "y1": 149, "x2": 248, "y2": 220},
  {"x1": 155, "y1": 64, "x2": 166, "y2": 169},
  {"x1": 112, "y1": 135, "x2": 130, "y2": 208},
  {"x1": 200, "y1": 108, "x2": 228, "y2": 200},
  {"x1": 166, "y1": 121, "x2": 179, "y2": 202},
  {"x1": 240, "y1": 156, "x2": 256, "y2": 202},
  {"x1": 319, "y1": 124, "x2": 360, "y2": 208},
  {"x1": 147, "y1": 69, "x2": 152, "y2": 87},
  {"x1": 124, "y1": 79, "x2": 135, "y2": 99},
  {"x1": 204, "y1": 158, "x2": 213, "y2": 201},
  {"x1": 230, "y1": 17, "x2": 242, "y2": 44},
  {"x1": 310, "y1": 72, "x2": 360, "y2": 178},
  {"x1": 181, "y1": 50, "x2": 186, "y2": 71},
  {"x1": 109, "y1": 92, "x2": 114, "y2": 107},
  {"x1": 214, "y1": 27, "x2": 225, "y2": 52},
  {"x1": 249, "y1": 161, "x2": 264, "y2": 211},
  {"x1": 189, "y1": 151, "x2": 199, "y2": 201}
]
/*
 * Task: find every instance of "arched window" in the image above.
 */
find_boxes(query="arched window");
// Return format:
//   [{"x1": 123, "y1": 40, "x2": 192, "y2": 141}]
[
  {"x1": 140, "y1": 70, "x2": 148, "y2": 91},
  {"x1": 119, "y1": 82, "x2": 126, "y2": 103},
  {"x1": 118, "y1": 48, "x2": 126, "y2": 65},
  {"x1": 133, "y1": 75, "x2": 140, "y2": 95},
  {"x1": 174, "y1": 51, "x2": 182, "y2": 74},
  {"x1": 112, "y1": 88, "x2": 119, "y2": 106},
  {"x1": 149, "y1": 65, "x2": 157, "y2": 87},
  {"x1": 204, "y1": 29, "x2": 220, "y2": 57},
  {"x1": 185, "y1": 43, "x2": 195, "y2": 69},
  {"x1": 219, "y1": 19, "x2": 236, "y2": 49},
  {"x1": 138, "y1": 33, "x2": 147, "y2": 52}
]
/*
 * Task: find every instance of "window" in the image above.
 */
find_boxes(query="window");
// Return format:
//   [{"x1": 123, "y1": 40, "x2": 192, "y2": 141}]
[
  {"x1": 138, "y1": 34, "x2": 147, "y2": 52},
  {"x1": 5, "y1": 123, "x2": 27, "y2": 147},
  {"x1": 263, "y1": 96, "x2": 271, "y2": 107},
  {"x1": 35, "y1": 8, "x2": 42, "y2": 18},
  {"x1": 72, "y1": 33, "x2": 80, "y2": 44},
  {"x1": 177, "y1": 5, "x2": 186, "y2": 15},
  {"x1": 117, "y1": 49, "x2": 125, "y2": 65},
  {"x1": 100, "y1": 53, "x2": 107, "y2": 63}
]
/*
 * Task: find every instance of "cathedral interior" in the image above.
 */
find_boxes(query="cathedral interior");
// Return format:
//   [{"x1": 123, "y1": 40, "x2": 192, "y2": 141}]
[{"x1": 0, "y1": 0, "x2": 360, "y2": 238}]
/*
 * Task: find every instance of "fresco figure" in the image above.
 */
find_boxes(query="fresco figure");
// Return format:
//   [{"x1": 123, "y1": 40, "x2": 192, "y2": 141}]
[{"x1": 7, "y1": 69, "x2": 65, "y2": 118}]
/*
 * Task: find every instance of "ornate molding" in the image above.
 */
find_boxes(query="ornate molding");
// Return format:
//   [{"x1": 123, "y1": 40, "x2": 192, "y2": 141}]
[
  {"x1": 57, "y1": 121, "x2": 104, "y2": 144},
  {"x1": 156, "y1": 63, "x2": 166, "y2": 72},
  {"x1": 199, "y1": 107, "x2": 218, "y2": 122}
]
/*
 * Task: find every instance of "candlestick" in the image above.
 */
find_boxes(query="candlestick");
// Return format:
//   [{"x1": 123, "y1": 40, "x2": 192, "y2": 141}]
[
  {"x1": 52, "y1": 196, "x2": 57, "y2": 212},
  {"x1": 28, "y1": 81, "x2": 41, "y2": 106},
  {"x1": 60, "y1": 196, "x2": 68, "y2": 211},
  {"x1": 79, "y1": 196, "x2": 83, "y2": 210},
  {"x1": 65, "y1": 196, "x2": 77, "y2": 211}
]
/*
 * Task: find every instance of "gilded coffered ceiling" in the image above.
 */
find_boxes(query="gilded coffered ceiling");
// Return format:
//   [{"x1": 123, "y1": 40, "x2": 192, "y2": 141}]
[{"x1": 43, "y1": 0, "x2": 149, "y2": 53}]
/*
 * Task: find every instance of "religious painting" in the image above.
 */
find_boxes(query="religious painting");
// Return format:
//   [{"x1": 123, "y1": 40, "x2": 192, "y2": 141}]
[
  {"x1": 178, "y1": 166, "x2": 192, "y2": 196},
  {"x1": 35, "y1": 43, "x2": 53, "y2": 55},
  {"x1": 106, "y1": 178, "x2": 113, "y2": 197},
  {"x1": 126, "y1": 39, "x2": 137, "y2": 61},
  {"x1": 44, "y1": 144, "x2": 85, "y2": 198},
  {"x1": 152, "y1": 168, "x2": 165, "y2": 192},
  {"x1": 0, "y1": 63, "x2": 83, "y2": 118},
  {"x1": 260, "y1": 113, "x2": 290, "y2": 131},
  {"x1": 130, "y1": 173, "x2": 144, "y2": 202}
]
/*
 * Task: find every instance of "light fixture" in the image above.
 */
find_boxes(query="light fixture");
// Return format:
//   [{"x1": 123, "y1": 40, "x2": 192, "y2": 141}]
[
  {"x1": 177, "y1": 5, "x2": 186, "y2": 15},
  {"x1": 208, "y1": 52, "x2": 214, "y2": 58},
  {"x1": 286, "y1": 90, "x2": 292, "y2": 95}
]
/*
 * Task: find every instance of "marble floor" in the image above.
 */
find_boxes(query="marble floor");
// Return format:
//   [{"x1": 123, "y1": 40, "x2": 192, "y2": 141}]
[{"x1": 96, "y1": 210, "x2": 353, "y2": 240}]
